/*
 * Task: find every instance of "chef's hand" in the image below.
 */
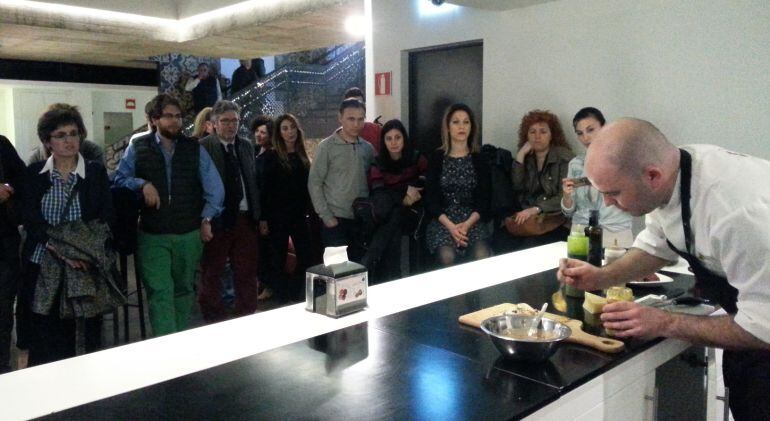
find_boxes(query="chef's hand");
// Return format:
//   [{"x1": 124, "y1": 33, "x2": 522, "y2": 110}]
[
  {"x1": 324, "y1": 217, "x2": 339, "y2": 228},
  {"x1": 557, "y1": 258, "x2": 604, "y2": 291},
  {"x1": 601, "y1": 301, "x2": 673, "y2": 340}
]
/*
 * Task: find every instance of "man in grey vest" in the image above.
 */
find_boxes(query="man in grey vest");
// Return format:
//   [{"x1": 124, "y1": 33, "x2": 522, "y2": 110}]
[
  {"x1": 114, "y1": 94, "x2": 224, "y2": 336},
  {"x1": 198, "y1": 100, "x2": 260, "y2": 322}
]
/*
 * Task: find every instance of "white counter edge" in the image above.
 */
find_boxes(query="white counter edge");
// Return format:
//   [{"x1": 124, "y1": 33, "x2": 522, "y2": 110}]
[{"x1": 0, "y1": 242, "x2": 573, "y2": 420}]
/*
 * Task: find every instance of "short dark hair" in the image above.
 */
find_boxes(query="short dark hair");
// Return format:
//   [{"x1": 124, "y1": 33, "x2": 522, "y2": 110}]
[
  {"x1": 339, "y1": 98, "x2": 366, "y2": 114},
  {"x1": 572, "y1": 107, "x2": 606, "y2": 128},
  {"x1": 249, "y1": 114, "x2": 273, "y2": 134},
  {"x1": 343, "y1": 87, "x2": 364, "y2": 100},
  {"x1": 148, "y1": 94, "x2": 182, "y2": 120},
  {"x1": 37, "y1": 103, "x2": 87, "y2": 144}
]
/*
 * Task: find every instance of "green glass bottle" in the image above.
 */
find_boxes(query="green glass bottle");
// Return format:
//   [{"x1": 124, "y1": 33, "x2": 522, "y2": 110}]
[{"x1": 566, "y1": 230, "x2": 589, "y2": 297}]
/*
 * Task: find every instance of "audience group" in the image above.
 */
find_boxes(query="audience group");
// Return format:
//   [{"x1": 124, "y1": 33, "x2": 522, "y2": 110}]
[{"x1": 0, "y1": 84, "x2": 637, "y2": 371}]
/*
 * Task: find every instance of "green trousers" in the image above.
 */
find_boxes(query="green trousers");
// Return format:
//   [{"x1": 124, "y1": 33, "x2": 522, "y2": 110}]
[{"x1": 137, "y1": 229, "x2": 203, "y2": 336}]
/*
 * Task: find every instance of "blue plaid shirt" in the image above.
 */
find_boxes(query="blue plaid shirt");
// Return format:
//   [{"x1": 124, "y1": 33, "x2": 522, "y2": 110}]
[{"x1": 31, "y1": 168, "x2": 82, "y2": 264}]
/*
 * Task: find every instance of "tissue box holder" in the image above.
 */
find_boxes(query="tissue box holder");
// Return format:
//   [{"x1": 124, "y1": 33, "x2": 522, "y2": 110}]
[{"x1": 305, "y1": 261, "x2": 368, "y2": 318}]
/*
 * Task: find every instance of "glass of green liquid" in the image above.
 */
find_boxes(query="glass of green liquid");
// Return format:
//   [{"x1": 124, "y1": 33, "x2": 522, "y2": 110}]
[{"x1": 565, "y1": 231, "x2": 589, "y2": 297}]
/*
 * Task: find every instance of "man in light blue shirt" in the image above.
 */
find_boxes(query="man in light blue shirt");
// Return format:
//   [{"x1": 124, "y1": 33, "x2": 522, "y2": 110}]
[{"x1": 114, "y1": 93, "x2": 223, "y2": 336}]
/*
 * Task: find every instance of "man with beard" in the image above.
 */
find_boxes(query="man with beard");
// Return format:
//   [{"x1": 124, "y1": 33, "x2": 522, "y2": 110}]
[
  {"x1": 557, "y1": 118, "x2": 770, "y2": 420},
  {"x1": 198, "y1": 100, "x2": 260, "y2": 322},
  {"x1": 114, "y1": 94, "x2": 224, "y2": 336}
]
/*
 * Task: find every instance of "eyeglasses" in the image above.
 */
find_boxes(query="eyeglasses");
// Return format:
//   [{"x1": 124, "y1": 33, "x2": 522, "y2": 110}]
[
  {"x1": 161, "y1": 113, "x2": 183, "y2": 120},
  {"x1": 218, "y1": 118, "x2": 240, "y2": 126},
  {"x1": 50, "y1": 131, "x2": 80, "y2": 141}
]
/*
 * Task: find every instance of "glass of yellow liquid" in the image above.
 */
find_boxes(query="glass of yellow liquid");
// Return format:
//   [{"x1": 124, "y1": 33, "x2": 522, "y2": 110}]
[{"x1": 604, "y1": 286, "x2": 633, "y2": 336}]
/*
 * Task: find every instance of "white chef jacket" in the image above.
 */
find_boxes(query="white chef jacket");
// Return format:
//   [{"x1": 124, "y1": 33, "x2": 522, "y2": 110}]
[{"x1": 633, "y1": 144, "x2": 770, "y2": 344}]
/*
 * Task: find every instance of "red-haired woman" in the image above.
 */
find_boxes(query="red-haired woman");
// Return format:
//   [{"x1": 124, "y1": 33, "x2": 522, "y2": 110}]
[{"x1": 507, "y1": 110, "x2": 574, "y2": 249}]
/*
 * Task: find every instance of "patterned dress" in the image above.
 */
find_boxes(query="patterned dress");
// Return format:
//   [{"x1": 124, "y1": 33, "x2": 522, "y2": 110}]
[{"x1": 426, "y1": 155, "x2": 490, "y2": 254}]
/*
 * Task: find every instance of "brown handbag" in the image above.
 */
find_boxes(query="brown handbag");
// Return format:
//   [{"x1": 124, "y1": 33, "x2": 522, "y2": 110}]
[{"x1": 505, "y1": 212, "x2": 567, "y2": 237}]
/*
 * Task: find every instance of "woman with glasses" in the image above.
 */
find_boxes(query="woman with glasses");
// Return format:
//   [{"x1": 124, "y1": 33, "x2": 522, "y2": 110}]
[{"x1": 19, "y1": 104, "x2": 118, "y2": 366}]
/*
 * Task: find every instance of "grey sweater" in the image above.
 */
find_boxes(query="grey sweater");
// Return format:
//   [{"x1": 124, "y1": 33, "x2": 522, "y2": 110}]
[{"x1": 308, "y1": 130, "x2": 375, "y2": 223}]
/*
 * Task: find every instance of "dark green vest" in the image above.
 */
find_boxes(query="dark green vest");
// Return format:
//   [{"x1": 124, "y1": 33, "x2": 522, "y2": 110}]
[{"x1": 134, "y1": 135, "x2": 203, "y2": 234}]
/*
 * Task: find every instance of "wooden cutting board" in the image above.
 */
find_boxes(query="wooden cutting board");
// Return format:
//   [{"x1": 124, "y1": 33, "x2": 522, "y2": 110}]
[{"x1": 459, "y1": 303, "x2": 625, "y2": 354}]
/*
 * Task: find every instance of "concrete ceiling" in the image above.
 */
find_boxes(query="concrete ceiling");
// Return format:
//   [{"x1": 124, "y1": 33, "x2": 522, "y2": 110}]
[
  {"x1": 0, "y1": 0, "x2": 365, "y2": 69},
  {"x1": 448, "y1": 0, "x2": 555, "y2": 10},
  {"x1": 0, "y1": 0, "x2": 557, "y2": 69}
]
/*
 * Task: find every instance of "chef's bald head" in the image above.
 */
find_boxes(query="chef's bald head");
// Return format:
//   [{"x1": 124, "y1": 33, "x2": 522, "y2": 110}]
[{"x1": 586, "y1": 118, "x2": 677, "y2": 178}]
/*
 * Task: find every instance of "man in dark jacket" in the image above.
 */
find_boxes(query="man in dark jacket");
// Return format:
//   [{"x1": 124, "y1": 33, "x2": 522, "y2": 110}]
[
  {"x1": 184, "y1": 63, "x2": 222, "y2": 115},
  {"x1": 230, "y1": 60, "x2": 258, "y2": 95},
  {"x1": 114, "y1": 94, "x2": 224, "y2": 336},
  {"x1": 198, "y1": 100, "x2": 260, "y2": 322},
  {"x1": 0, "y1": 134, "x2": 25, "y2": 373}
]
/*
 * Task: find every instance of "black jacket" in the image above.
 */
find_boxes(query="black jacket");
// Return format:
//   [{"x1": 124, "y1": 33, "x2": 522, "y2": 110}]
[
  {"x1": 0, "y1": 135, "x2": 26, "y2": 236},
  {"x1": 480, "y1": 144, "x2": 517, "y2": 222},
  {"x1": 424, "y1": 149, "x2": 491, "y2": 221},
  {"x1": 22, "y1": 159, "x2": 114, "y2": 262}
]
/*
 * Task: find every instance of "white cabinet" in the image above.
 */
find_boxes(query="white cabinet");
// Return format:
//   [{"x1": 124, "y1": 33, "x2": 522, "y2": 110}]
[{"x1": 525, "y1": 339, "x2": 689, "y2": 421}]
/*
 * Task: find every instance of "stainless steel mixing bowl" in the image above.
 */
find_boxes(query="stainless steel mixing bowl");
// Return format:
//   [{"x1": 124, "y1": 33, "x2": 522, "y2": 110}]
[{"x1": 480, "y1": 314, "x2": 572, "y2": 362}]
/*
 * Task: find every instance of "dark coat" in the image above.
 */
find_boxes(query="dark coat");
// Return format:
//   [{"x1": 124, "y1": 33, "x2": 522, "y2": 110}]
[
  {"x1": 22, "y1": 159, "x2": 114, "y2": 262},
  {"x1": 424, "y1": 149, "x2": 491, "y2": 221},
  {"x1": 480, "y1": 144, "x2": 517, "y2": 222},
  {"x1": 0, "y1": 135, "x2": 26, "y2": 235}
]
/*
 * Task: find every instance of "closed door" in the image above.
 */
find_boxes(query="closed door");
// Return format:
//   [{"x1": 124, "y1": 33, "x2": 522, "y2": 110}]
[
  {"x1": 408, "y1": 42, "x2": 483, "y2": 154},
  {"x1": 104, "y1": 112, "x2": 134, "y2": 146}
]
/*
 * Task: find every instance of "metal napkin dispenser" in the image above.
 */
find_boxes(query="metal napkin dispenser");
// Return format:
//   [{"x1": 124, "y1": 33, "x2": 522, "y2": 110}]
[{"x1": 305, "y1": 261, "x2": 368, "y2": 318}]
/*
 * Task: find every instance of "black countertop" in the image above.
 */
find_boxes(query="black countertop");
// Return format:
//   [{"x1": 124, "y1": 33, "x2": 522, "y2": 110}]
[{"x1": 43, "y1": 269, "x2": 694, "y2": 420}]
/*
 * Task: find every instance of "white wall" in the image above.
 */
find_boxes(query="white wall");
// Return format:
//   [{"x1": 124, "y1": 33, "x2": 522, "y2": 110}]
[
  {"x1": 369, "y1": 0, "x2": 770, "y2": 159},
  {"x1": 0, "y1": 80, "x2": 155, "y2": 159},
  {"x1": 0, "y1": 87, "x2": 13, "y2": 142}
]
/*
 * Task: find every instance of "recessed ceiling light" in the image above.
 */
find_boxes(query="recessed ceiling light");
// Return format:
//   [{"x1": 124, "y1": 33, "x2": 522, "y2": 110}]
[{"x1": 344, "y1": 15, "x2": 367, "y2": 37}]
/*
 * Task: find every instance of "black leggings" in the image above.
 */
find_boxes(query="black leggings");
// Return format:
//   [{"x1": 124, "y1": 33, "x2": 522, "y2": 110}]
[
  {"x1": 19, "y1": 263, "x2": 102, "y2": 367},
  {"x1": 268, "y1": 217, "x2": 312, "y2": 302},
  {"x1": 435, "y1": 239, "x2": 491, "y2": 267}
]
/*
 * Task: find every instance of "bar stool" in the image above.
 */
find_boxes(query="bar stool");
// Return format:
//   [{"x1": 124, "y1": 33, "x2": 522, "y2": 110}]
[{"x1": 118, "y1": 253, "x2": 146, "y2": 342}]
